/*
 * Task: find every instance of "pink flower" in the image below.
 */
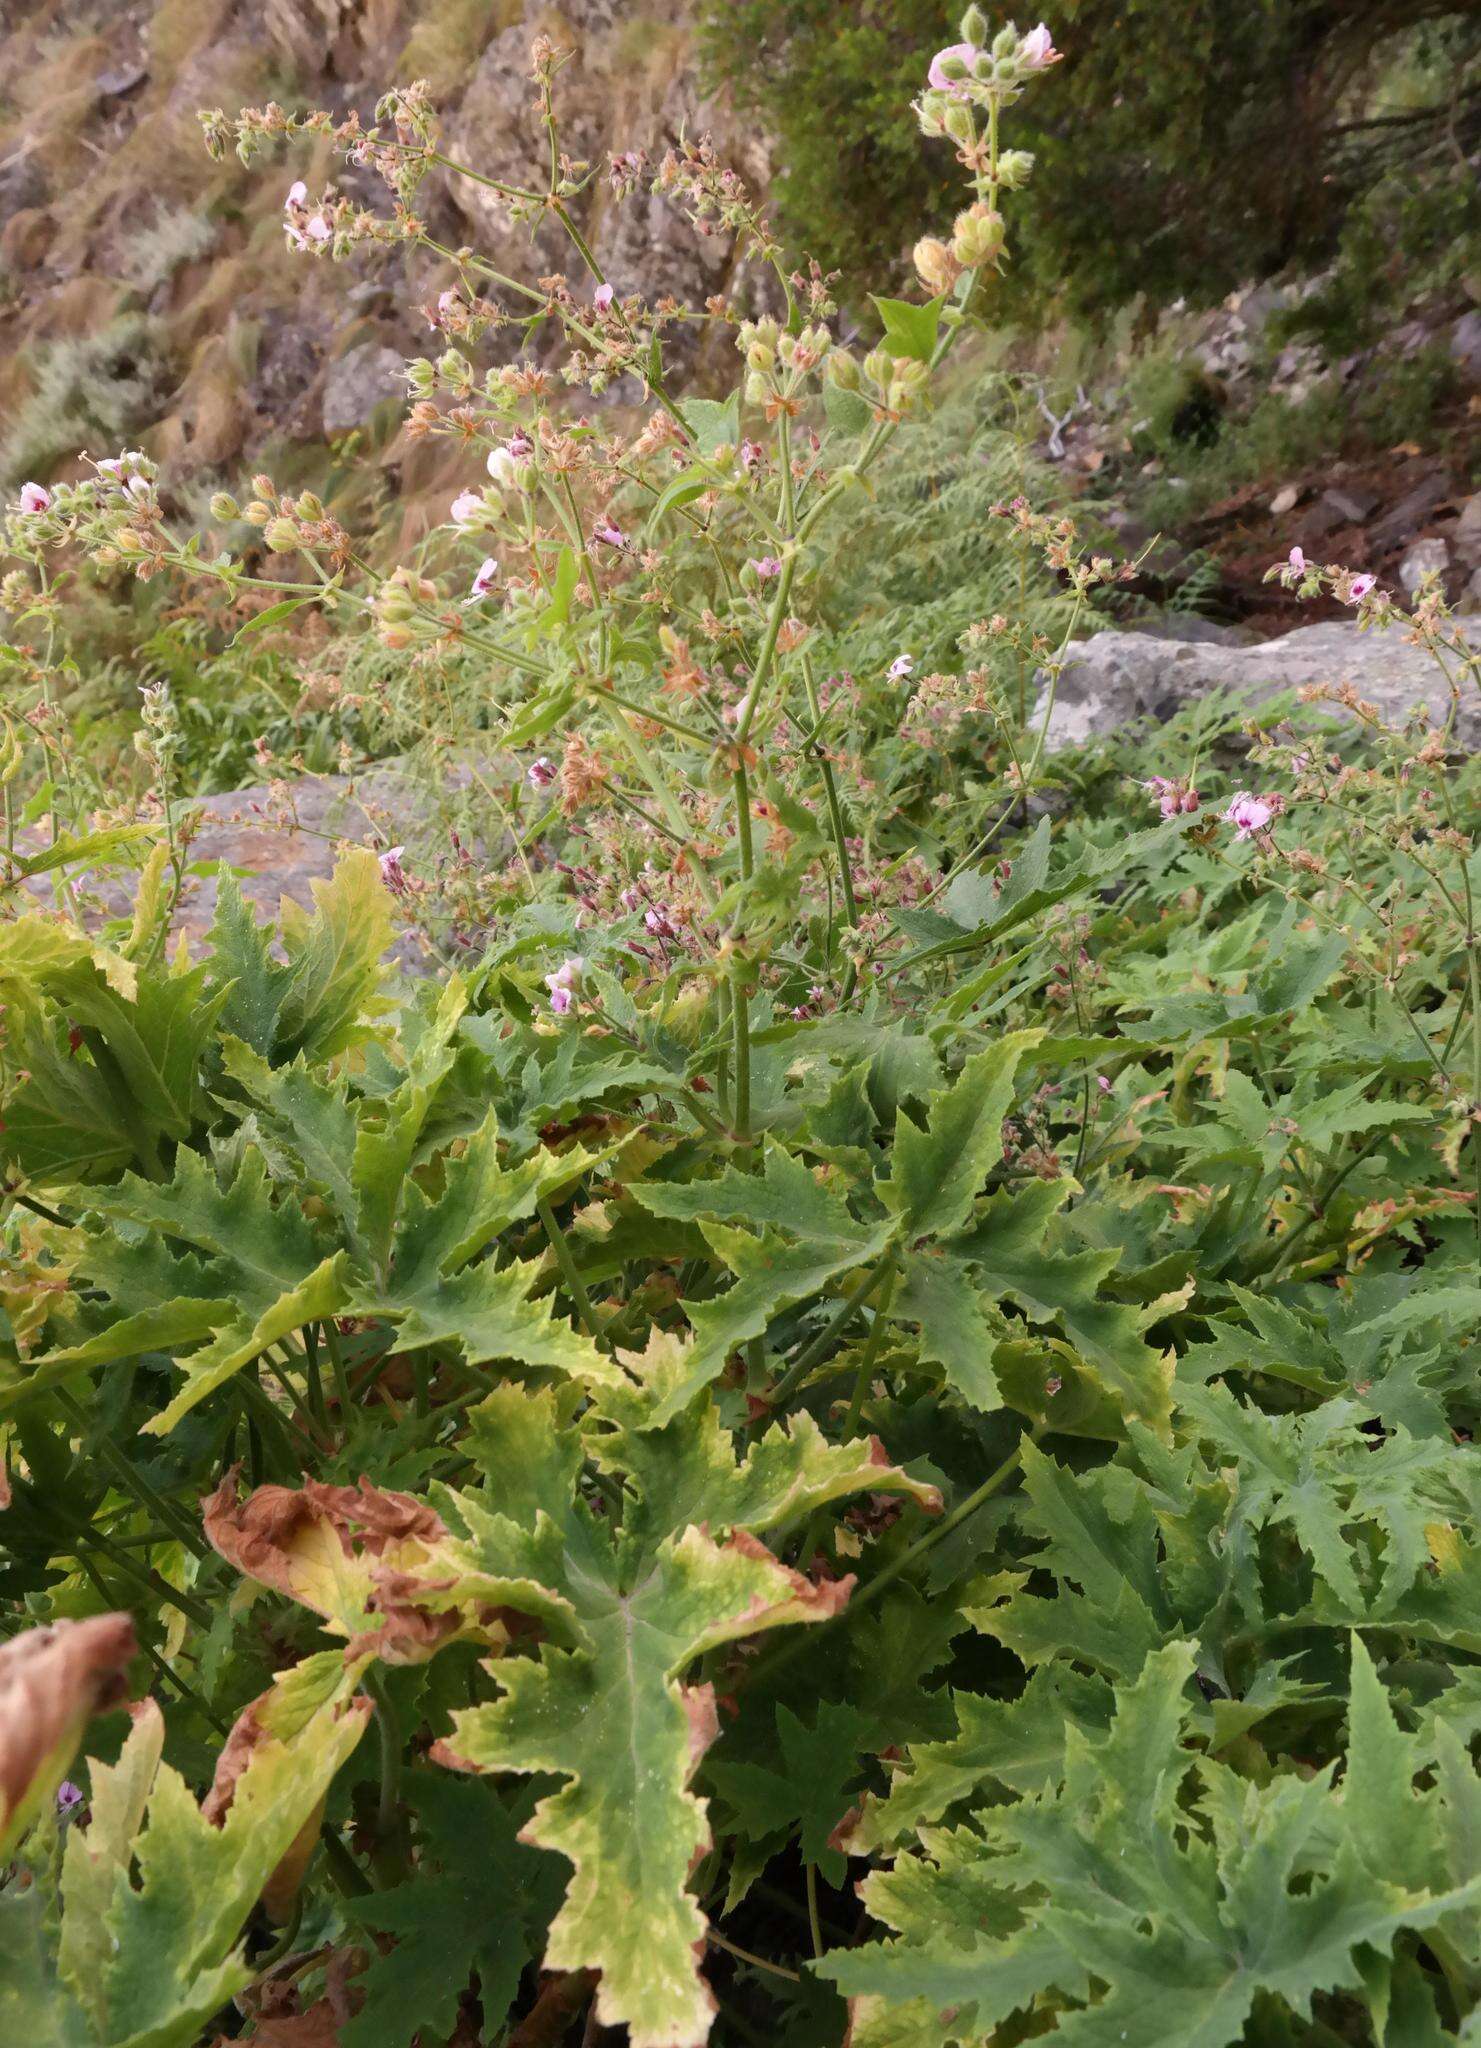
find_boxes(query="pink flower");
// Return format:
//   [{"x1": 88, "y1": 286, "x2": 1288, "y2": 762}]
[
  {"x1": 1096, "y1": 1074, "x2": 1111, "y2": 1093},
  {"x1": 749, "y1": 555, "x2": 783, "y2": 580},
  {"x1": 739, "y1": 440, "x2": 762, "y2": 472},
  {"x1": 527, "y1": 755, "x2": 557, "y2": 788},
  {"x1": 1224, "y1": 791, "x2": 1277, "y2": 839},
  {"x1": 284, "y1": 183, "x2": 332, "y2": 251},
  {"x1": 593, "y1": 519, "x2": 627, "y2": 550},
  {"x1": 1017, "y1": 23, "x2": 1061, "y2": 71},
  {"x1": 450, "y1": 489, "x2": 484, "y2": 527},
  {"x1": 888, "y1": 654, "x2": 916, "y2": 680},
  {"x1": 487, "y1": 445, "x2": 532, "y2": 492},
  {"x1": 644, "y1": 906, "x2": 677, "y2": 938},
  {"x1": 1346, "y1": 574, "x2": 1377, "y2": 603},
  {"x1": 928, "y1": 41, "x2": 981, "y2": 95},
  {"x1": 545, "y1": 956, "x2": 583, "y2": 1015},
  {"x1": 1287, "y1": 546, "x2": 1308, "y2": 574},
  {"x1": 508, "y1": 429, "x2": 534, "y2": 461},
  {"x1": 593, "y1": 283, "x2": 615, "y2": 312},
  {"x1": 17, "y1": 482, "x2": 51, "y2": 514},
  {"x1": 466, "y1": 557, "x2": 499, "y2": 602},
  {"x1": 126, "y1": 474, "x2": 152, "y2": 503},
  {"x1": 378, "y1": 846, "x2": 408, "y2": 893}
]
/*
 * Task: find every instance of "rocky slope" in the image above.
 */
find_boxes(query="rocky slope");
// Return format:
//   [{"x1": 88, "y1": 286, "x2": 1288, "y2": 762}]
[{"x1": 0, "y1": 0, "x2": 770, "y2": 522}]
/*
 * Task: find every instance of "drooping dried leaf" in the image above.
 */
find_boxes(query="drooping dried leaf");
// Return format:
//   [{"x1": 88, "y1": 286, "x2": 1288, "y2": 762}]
[{"x1": 0, "y1": 1613, "x2": 135, "y2": 1859}]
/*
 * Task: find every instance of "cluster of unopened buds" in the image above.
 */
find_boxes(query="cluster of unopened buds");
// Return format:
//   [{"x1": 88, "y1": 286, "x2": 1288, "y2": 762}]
[
  {"x1": 230, "y1": 476, "x2": 350, "y2": 570},
  {"x1": 736, "y1": 314, "x2": 836, "y2": 408},
  {"x1": 913, "y1": 202, "x2": 1005, "y2": 294},
  {"x1": 373, "y1": 567, "x2": 442, "y2": 649},
  {"x1": 1143, "y1": 775, "x2": 1199, "y2": 821}
]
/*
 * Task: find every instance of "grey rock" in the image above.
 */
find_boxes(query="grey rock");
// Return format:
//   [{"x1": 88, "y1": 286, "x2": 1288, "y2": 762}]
[
  {"x1": 249, "y1": 319, "x2": 329, "y2": 437},
  {"x1": 1454, "y1": 494, "x2": 1481, "y2": 566},
  {"x1": 21, "y1": 757, "x2": 504, "y2": 971},
  {"x1": 0, "y1": 148, "x2": 47, "y2": 216},
  {"x1": 320, "y1": 343, "x2": 406, "y2": 436},
  {"x1": 1125, "y1": 614, "x2": 1255, "y2": 648},
  {"x1": 1320, "y1": 485, "x2": 1377, "y2": 525},
  {"x1": 1398, "y1": 536, "x2": 1450, "y2": 598},
  {"x1": 1460, "y1": 568, "x2": 1481, "y2": 617},
  {"x1": 97, "y1": 62, "x2": 148, "y2": 97},
  {"x1": 1449, "y1": 310, "x2": 1481, "y2": 382},
  {"x1": 1368, "y1": 474, "x2": 1448, "y2": 555},
  {"x1": 1033, "y1": 620, "x2": 1478, "y2": 754}
]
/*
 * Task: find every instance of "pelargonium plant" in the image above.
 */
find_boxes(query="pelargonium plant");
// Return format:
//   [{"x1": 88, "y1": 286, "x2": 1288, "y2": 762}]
[{"x1": 4, "y1": 12, "x2": 1481, "y2": 2048}]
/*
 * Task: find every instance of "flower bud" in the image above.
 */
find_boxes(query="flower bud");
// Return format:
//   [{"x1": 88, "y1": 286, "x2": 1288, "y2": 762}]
[
  {"x1": 916, "y1": 90, "x2": 952, "y2": 138},
  {"x1": 243, "y1": 500, "x2": 272, "y2": 526},
  {"x1": 944, "y1": 98, "x2": 976, "y2": 144},
  {"x1": 251, "y1": 474, "x2": 275, "y2": 499},
  {"x1": 827, "y1": 351, "x2": 862, "y2": 391},
  {"x1": 209, "y1": 492, "x2": 239, "y2": 521},
  {"x1": 297, "y1": 491, "x2": 324, "y2": 521},
  {"x1": 744, "y1": 371, "x2": 768, "y2": 406},
  {"x1": 406, "y1": 357, "x2": 436, "y2": 394},
  {"x1": 862, "y1": 347, "x2": 892, "y2": 386},
  {"x1": 961, "y1": 5, "x2": 989, "y2": 43},
  {"x1": 997, "y1": 149, "x2": 1036, "y2": 190},
  {"x1": 991, "y1": 24, "x2": 1018, "y2": 57},
  {"x1": 893, "y1": 359, "x2": 930, "y2": 393},
  {"x1": 951, "y1": 205, "x2": 1005, "y2": 267},
  {"x1": 746, "y1": 341, "x2": 776, "y2": 373},
  {"x1": 264, "y1": 517, "x2": 301, "y2": 552},
  {"x1": 913, "y1": 236, "x2": 962, "y2": 295}
]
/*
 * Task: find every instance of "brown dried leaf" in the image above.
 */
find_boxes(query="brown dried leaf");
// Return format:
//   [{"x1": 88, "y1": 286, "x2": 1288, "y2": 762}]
[
  {"x1": 0, "y1": 1613, "x2": 135, "y2": 1855},
  {"x1": 202, "y1": 1471, "x2": 461, "y2": 1664}
]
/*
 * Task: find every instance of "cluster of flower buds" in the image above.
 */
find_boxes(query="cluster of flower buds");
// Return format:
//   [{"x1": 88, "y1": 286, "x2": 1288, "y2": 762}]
[
  {"x1": 912, "y1": 198, "x2": 1007, "y2": 294},
  {"x1": 918, "y1": 10, "x2": 1061, "y2": 135},
  {"x1": 232, "y1": 477, "x2": 350, "y2": 570},
  {"x1": 135, "y1": 678, "x2": 183, "y2": 779},
  {"x1": 736, "y1": 315, "x2": 836, "y2": 407},
  {"x1": 849, "y1": 343, "x2": 930, "y2": 419},
  {"x1": 373, "y1": 566, "x2": 442, "y2": 649}
]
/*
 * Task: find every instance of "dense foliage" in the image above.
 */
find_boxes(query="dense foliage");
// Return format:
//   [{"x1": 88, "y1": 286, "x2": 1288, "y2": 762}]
[
  {"x1": 2, "y1": 15, "x2": 1481, "y2": 2048},
  {"x1": 700, "y1": 1, "x2": 1481, "y2": 313}
]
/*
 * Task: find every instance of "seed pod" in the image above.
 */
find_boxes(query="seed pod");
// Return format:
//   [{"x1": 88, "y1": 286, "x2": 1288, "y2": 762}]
[{"x1": 209, "y1": 492, "x2": 239, "y2": 521}]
